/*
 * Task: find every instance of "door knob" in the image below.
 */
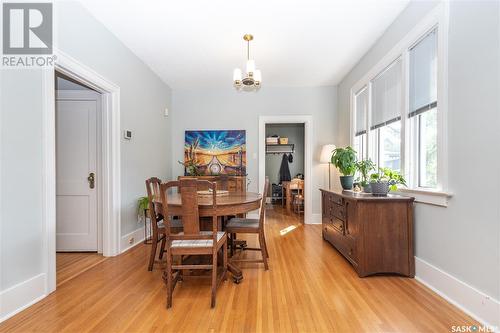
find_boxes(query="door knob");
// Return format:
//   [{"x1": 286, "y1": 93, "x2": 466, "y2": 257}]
[{"x1": 88, "y1": 172, "x2": 95, "y2": 189}]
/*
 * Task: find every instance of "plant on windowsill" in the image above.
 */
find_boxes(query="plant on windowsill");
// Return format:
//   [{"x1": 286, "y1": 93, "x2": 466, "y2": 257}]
[
  {"x1": 369, "y1": 167, "x2": 407, "y2": 196},
  {"x1": 356, "y1": 158, "x2": 376, "y2": 193},
  {"x1": 331, "y1": 146, "x2": 357, "y2": 190}
]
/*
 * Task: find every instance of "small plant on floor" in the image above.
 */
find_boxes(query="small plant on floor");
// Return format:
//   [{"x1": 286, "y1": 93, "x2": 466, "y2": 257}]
[
  {"x1": 356, "y1": 158, "x2": 376, "y2": 192},
  {"x1": 369, "y1": 167, "x2": 406, "y2": 196},
  {"x1": 137, "y1": 196, "x2": 149, "y2": 222},
  {"x1": 331, "y1": 146, "x2": 357, "y2": 190}
]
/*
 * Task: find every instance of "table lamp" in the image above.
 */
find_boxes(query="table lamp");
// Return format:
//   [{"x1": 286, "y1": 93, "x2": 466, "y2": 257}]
[{"x1": 320, "y1": 144, "x2": 336, "y2": 189}]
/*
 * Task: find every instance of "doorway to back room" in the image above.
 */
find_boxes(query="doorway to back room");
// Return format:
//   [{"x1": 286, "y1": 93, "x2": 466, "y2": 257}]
[{"x1": 265, "y1": 123, "x2": 305, "y2": 223}]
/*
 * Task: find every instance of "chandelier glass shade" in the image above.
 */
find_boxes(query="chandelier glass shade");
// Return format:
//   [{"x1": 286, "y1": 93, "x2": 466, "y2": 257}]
[{"x1": 233, "y1": 34, "x2": 261, "y2": 90}]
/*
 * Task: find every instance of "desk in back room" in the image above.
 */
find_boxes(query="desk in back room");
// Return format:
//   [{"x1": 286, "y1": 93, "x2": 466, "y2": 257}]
[{"x1": 281, "y1": 179, "x2": 304, "y2": 212}]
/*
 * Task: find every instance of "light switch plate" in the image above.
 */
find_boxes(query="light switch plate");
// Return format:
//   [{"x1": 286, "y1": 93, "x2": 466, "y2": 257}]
[{"x1": 124, "y1": 130, "x2": 132, "y2": 140}]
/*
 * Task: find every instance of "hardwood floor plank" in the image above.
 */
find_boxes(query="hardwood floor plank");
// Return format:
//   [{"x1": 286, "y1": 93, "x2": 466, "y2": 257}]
[
  {"x1": 0, "y1": 206, "x2": 478, "y2": 333},
  {"x1": 56, "y1": 252, "x2": 106, "y2": 287}
]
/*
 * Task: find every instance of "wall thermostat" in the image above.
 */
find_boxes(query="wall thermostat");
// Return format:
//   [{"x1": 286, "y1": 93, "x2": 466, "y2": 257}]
[{"x1": 124, "y1": 130, "x2": 132, "y2": 140}]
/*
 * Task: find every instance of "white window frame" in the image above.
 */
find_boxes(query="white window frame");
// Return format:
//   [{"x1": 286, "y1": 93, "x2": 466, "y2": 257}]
[
  {"x1": 349, "y1": 2, "x2": 452, "y2": 206},
  {"x1": 353, "y1": 86, "x2": 369, "y2": 161}
]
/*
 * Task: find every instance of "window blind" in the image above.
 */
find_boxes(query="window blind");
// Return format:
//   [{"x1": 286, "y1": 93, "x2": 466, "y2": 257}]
[
  {"x1": 355, "y1": 87, "x2": 368, "y2": 136},
  {"x1": 409, "y1": 28, "x2": 437, "y2": 118},
  {"x1": 370, "y1": 58, "x2": 402, "y2": 130}
]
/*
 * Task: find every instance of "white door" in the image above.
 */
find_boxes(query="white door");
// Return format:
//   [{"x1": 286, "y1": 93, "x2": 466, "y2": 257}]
[{"x1": 56, "y1": 99, "x2": 98, "y2": 251}]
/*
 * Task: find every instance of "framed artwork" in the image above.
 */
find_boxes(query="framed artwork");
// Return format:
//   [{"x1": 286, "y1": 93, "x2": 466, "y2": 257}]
[{"x1": 184, "y1": 130, "x2": 246, "y2": 176}]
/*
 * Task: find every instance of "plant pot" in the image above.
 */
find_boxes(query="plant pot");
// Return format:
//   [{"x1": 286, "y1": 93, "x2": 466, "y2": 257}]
[
  {"x1": 362, "y1": 183, "x2": 371, "y2": 193},
  {"x1": 370, "y1": 182, "x2": 389, "y2": 196},
  {"x1": 339, "y1": 175, "x2": 354, "y2": 190}
]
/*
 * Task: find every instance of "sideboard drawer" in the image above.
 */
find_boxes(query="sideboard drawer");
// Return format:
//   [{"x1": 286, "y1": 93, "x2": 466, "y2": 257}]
[
  {"x1": 329, "y1": 193, "x2": 344, "y2": 205},
  {"x1": 332, "y1": 203, "x2": 346, "y2": 221},
  {"x1": 326, "y1": 224, "x2": 357, "y2": 265},
  {"x1": 330, "y1": 216, "x2": 344, "y2": 234}
]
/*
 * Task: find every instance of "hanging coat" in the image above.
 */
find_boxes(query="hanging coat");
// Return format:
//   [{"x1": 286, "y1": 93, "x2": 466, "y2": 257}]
[{"x1": 279, "y1": 154, "x2": 292, "y2": 183}]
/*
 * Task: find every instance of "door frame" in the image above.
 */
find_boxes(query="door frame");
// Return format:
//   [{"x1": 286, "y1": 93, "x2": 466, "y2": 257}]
[
  {"x1": 258, "y1": 115, "x2": 313, "y2": 224},
  {"x1": 56, "y1": 89, "x2": 103, "y2": 252},
  {"x1": 42, "y1": 50, "x2": 121, "y2": 294}
]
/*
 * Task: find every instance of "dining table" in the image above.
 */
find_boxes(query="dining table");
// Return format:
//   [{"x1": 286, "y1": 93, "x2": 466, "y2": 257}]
[{"x1": 159, "y1": 191, "x2": 262, "y2": 283}]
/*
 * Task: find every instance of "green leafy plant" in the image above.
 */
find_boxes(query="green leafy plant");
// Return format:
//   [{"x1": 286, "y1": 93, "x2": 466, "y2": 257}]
[
  {"x1": 356, "y1": 159, "x2": 376, "y2": 186},
  {"x1": 137, "y1": 196, "x2": 149, "y2": 214},
  {"x1": 178, "y1": 160, "x2": 201, "y2": 176},
  {"x1": 331, "y1": 146, "x2": 357, "y2": 176},
  {"x1": 370, "y1": 167, "x2": 407, "y2": 191}
]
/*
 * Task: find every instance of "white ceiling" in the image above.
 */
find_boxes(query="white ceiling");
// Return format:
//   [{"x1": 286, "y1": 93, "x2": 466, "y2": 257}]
[{"x1": 77, "y1": 0, "x2": 409, "y2": 89}]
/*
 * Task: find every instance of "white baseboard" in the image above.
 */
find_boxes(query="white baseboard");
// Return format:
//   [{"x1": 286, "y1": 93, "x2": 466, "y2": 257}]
[
  {"x1": 0, "y1": 273, "x2": 47, "y2": 323},
  {"x1": 120, "y1": 226, "x2": 145, "y2": 253},
  {"x1": 309, "y1": 213, "x2": 322, "y2": 224},
  {"x1": 415, "y1": 257, "x2": 500, "y2": 328}
]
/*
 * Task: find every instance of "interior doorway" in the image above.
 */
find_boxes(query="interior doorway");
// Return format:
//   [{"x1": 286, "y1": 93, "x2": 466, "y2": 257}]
[
  {"x1": 43, "y1": 51, "x2": 121, "y2": 294},
  {"x1": 54, "y1": 71, "x2": 104, "y2": 285},
  {"x1": 258, "y1": 115, "x2": 313, "y2": 224},
  {"x1": 56, "y1": 72, "x2": 102, "y2": 251},
  {"x1": 265, "y1": 123, "x2": 305, "y2": 222}
]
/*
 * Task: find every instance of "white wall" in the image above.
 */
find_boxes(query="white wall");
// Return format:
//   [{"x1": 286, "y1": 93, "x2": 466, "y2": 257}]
[
  {"x1": 337, "y1": 0, "x2": 500, "y2": 326},
  {"x1": 56, "y1": 2, "x2": 173, "y2": 236},
  {"x1": 265, "y1": 124, "x2": 304, "y2": 186},
  {"x1": 171, "y1": 86, "x2": 337, "y2": 217},
  {"x1": 0, "y1": 1, "x2": 172, "y2": 321}
]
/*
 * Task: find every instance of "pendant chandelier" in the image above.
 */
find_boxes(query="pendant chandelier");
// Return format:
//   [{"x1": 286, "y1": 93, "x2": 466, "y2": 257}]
[{"x1": 233, "y1": 34, "x2": 261, "y2": 90}]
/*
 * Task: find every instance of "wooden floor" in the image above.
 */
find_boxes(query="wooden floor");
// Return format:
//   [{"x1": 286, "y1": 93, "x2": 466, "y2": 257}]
[
  {"x1": 1, "y1": 206, "x2": 477, "y2": 332},
  {"x1": 56, "y1": 252, "x2": 106, "y2": 287}
]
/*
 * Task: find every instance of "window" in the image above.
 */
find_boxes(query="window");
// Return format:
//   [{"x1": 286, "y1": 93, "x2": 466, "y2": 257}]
[
  {"x1": 353, "y1": 87, "x2": 368, "y2": 161},
  {"x1": 409, "y1": 29, "x2": 438, "y2": 188},
  {"x1": 350, "y1": 3, "x2": 449, "y2": 206},
  {"x1": 370, "y1": 58, "x2": 402, "y2": 172}
]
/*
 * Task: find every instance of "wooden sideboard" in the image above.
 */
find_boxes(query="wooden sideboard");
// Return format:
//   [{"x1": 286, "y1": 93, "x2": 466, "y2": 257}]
[
  {"x1": 320, "y1": 189, "x2": 415, "y2": 277},
  {"x1": 178, "y1": 175, "x2": 246, "y2": 193}
]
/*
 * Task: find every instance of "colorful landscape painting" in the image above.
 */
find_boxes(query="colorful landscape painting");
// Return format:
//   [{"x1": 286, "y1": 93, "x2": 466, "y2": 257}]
[{"x1": 184, "y1": 130, "x2": 246, "y2": 176}]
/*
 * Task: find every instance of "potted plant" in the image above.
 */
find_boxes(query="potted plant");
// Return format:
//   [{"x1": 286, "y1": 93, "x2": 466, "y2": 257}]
[
  {"x1": 356, "y1": 158, "x2": 376, "y2": 193},
  {"x1": 369, "y1": 167, "x2": 407, "y2": 196},
  {"x1": 137, "y1": 196, "x2": 149, "y2": 222},
  {"x1": 331, "y1": 146, "x2": 357, "y2": 190},
  {"x1": 178, "y1": 159, "x2": 201, "y2": 176}
]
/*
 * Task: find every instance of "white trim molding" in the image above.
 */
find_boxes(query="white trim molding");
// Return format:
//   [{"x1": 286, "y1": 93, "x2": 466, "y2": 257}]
[
  {"x1": 311, "y1": 213, "x2": 322, "y2": 225},
  {"x1": 120, "y1": 227, "x2": 146, "y2": 254},
  {"x1": 42, "y1": 49, "x2": 122, "y2": 296},
  {"x1": 0, "y1": 274, "x2": 47, "y2": 323},
  {"x1": 396, "y1": 188, "x2": 453, "y2": 207},
  {"x1": 415, "y1": 257, "x2": 500, "y2": 328},
  {"x1": 258, "y1": 115, "x2": 313, "y2": 224},
  {"x1": 53, "y1": 50, "x2": 121, "y2": 259}
]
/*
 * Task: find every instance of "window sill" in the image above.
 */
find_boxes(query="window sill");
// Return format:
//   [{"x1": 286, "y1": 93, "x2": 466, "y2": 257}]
[{"x1": 394, "y1": 188, "x2": 452, "y2": 207}]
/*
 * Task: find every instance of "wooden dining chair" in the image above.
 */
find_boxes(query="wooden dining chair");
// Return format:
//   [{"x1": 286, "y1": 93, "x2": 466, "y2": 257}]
[
  {"x1": 145, "y1": 177, "x2": 183, "y2": 271},
  {"x1": 159, "y1": 179, "x2": 228, "y2": 308},
  {"x1": 226, "y1": 178, "x2": 270, "y2": 270},
  {"x1": 292, "y1": 180, "x2": 305, "y2": 215}
]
